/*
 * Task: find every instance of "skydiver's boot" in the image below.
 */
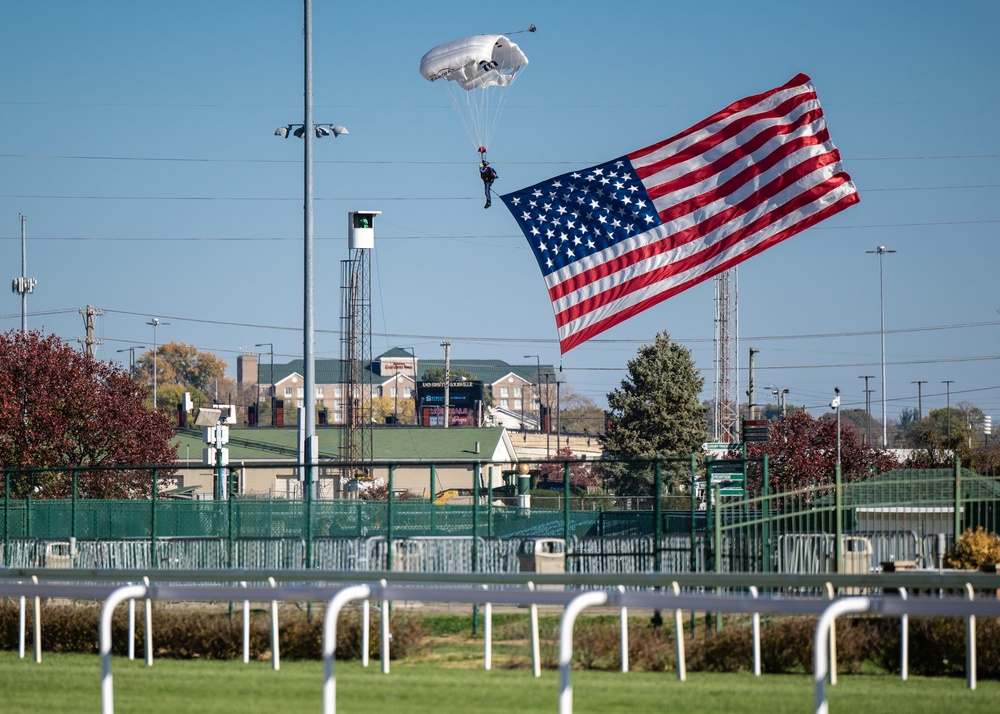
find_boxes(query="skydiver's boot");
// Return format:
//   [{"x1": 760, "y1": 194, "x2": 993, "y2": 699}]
[{"x1": 484, "y1": 198, "x2": 491, "y2": 209}]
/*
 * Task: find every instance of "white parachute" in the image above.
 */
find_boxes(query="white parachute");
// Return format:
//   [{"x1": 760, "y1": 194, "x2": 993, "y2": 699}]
[{"x1": 419, "y1": 32, "x2": 530, "y2": 156}]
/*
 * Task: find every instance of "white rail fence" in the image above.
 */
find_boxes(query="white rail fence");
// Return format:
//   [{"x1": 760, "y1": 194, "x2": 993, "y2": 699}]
[{"x1": 2, "y1": 576, "x2": 1000, "y2": 714}]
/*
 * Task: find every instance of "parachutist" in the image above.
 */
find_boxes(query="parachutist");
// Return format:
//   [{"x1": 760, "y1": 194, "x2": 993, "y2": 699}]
[{"x1": 480, "y1": 160, "x2": 497, "y2": 208}]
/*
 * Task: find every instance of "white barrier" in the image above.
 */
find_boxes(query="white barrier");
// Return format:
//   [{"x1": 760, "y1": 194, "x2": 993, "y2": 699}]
[{"x1": 2, "y1": 578, "x2": 1000, "y2": 714}]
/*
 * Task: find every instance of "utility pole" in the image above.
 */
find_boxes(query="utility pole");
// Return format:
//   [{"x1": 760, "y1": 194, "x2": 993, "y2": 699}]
[
  {"x1": 746, "y1": 347, "x2": 759, "y2": 420},
  {"x1": 441, "y1": 340, "x2": 451, "y2": 428},
  {"x1": 911, "y1": 380, "x2": 927, "y2": 420},
  {"x1": 859, "y1": 375, "x2": 874, "y2": 445},
  {"x1": 77, "y1": 305, "x2": 103, "y2": 357},
  {"x1": 942, "y1": 380, "x2": 954, "y2": 446}
]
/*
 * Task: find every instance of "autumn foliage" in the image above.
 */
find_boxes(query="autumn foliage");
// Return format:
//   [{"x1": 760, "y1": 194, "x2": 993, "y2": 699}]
[
  {"x1": 0, "y1": 331, "x2": 177, "y2": 498},
  {"x1": 742, "y1": 411, "x2": 899, "y2": 494}
]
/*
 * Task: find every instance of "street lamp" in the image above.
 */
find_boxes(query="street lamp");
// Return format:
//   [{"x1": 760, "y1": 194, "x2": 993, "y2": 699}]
[
  {"x1": 146, "y1": 318, "x2": 169, "y2": 409},
  {"x1": 255, "y1": 343, "x2": 274, "y2": 425},
  {"x1": 770, "y1": 387, "x2": 790, "y2": 417},
  {"x1": 524, "y1": 355, "x2": 540, "y2": 431},
  {"x1": 273, "y1": 0, "x2": 350, "y2": 492},
  {"x1": 830, "y1": 387, "x2": 842, "y2": 466},
  {"x1": 866, "y1": 246, "x2": 896, "y2": 447},
  {"x1": 117, "y1": 346, "x2": 146, "y2": 379}
]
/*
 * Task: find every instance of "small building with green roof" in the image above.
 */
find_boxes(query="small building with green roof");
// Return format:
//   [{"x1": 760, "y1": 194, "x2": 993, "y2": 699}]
[{"x1": 172, "y1": 425, "x2": 518, "y2": 500}]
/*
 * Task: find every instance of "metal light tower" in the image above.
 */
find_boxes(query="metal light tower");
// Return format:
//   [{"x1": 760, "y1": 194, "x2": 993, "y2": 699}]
[
  {"x1": 273, "y1": 0, "x2": 349, "y2": 494},
  {"x1": 867, "y1": 246, "x2": 896, "y2": 447}
]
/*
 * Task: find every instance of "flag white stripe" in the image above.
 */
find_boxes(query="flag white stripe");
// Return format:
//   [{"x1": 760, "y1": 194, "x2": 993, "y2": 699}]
[
  {"x1": 630, "y1": 82, "x2": 817, "y2": 170},
  {"x1": 644, "y1": 107, "x2": 826, "y2": 212},
  {"x1": 545, "y1": 159, "x2": 844, "y2": 302},
  {"x1": 555, "y1": 179, "x2": 858, "y2": 342}
]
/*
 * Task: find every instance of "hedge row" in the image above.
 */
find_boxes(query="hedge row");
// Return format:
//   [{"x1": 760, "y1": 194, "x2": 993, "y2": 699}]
[
  {"x1": 0, "y1": 602, "x2": 425, "y2": 661},
  {"x1": 2, "y1": 602, "x2": 999, "y2": 679}
]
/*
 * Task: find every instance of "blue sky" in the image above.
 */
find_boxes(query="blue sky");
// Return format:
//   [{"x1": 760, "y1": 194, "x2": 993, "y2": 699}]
[{"x1": 2, "y1": 1, "x2": 998, "y2": 427}]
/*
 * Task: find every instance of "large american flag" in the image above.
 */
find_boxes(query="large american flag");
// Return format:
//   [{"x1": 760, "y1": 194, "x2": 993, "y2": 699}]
[{"x1": 501, "y1": 73, "x2": 859, "y2": 353}]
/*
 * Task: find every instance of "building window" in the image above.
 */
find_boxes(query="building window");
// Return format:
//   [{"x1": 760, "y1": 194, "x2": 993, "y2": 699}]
[
  {"x1": 316, "y1": 387, "x2": 324, "y2": 397},
  {"x1": 334, "y1": 387, "x2": 342, "y2": 398},
  {"x1": 297, "y1": 387, "x2": 304, "y2": 399},
  {"x1": 403, "y1": 387, "x2": 412, "y2": 398},
  {"x1": 500, "y1": 387, "x2": 509, "y2": 398},
  {"x1": 514, "y1": 387, "x2": 522, "y2": 397},
  {"x1": 501, "y1": 399, "x2": 509, "y2": 409},
  {"x1": 284, "y1": 387, "x2": 292, "y2": 398},
  {"x1": 514, "y1": 399, "x2": 522, "y2": 410}
]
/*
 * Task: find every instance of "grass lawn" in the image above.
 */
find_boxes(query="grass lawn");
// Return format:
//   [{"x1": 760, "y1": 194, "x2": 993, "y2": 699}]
[{"x1": 0, "y1": 651, "x2": 996, "y2": 713}]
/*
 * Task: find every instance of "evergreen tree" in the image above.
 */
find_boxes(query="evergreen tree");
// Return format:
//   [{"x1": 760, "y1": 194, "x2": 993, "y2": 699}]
[{"x1": 598, "y1": 332, "x2": 707, "y2": 494}]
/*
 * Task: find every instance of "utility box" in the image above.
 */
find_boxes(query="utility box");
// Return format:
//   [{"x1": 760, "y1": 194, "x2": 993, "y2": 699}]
[{"x1": 518, "y1": 538, "x2": 565, "y2": 574}]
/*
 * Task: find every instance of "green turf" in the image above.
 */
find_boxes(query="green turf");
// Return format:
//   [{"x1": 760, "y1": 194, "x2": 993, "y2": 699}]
[{"x1": 0, "y1": 651, "x2": 996, "y2": 713}]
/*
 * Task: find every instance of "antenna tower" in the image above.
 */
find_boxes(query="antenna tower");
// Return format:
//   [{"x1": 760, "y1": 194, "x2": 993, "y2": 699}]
[{"x1": 713, "y1": 269, "x2": 739, "y2": 442}]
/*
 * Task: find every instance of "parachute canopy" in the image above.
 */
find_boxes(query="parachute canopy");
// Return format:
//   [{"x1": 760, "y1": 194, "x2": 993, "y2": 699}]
[{"x1": 419, "y1": 34, "x2": 529, "y2": 154}]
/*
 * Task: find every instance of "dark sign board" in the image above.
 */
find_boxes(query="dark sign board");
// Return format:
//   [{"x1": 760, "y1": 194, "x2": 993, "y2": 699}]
[
  {"x1": 416, "y1": 380, "x2": 485, "y2": 408},
  {"x1": 742, "y1": 419, "x2": 771, "y2": 443}
]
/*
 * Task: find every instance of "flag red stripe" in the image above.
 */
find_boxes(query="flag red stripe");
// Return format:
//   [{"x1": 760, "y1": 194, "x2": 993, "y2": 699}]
[
  {"x1": 628, "y1": 73, "x2": 815, "y2": 162},
  {"x1": 547, "y1": 150, "x2": 844, "y2": 304},
  {"x1": 553, "y1": 172, "x2": 856, "y2": 330},
  {"x1": 633, "y1": 93, "x2": 821, "y2": 184},
  {"x1": 651, "y1": 127, "x2": 833, "y2": 222},
  {"x1": 557, "y1": 189, "x2": 860, "y2": 353},
  {"x1": 643, "y1": 109, "x2": 828, "y2": 205}
]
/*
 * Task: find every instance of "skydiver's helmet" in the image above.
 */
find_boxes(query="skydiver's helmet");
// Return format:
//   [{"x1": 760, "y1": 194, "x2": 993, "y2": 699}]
[{"x1": 478, "y1": 145, "x2": 487, "y2": 155}]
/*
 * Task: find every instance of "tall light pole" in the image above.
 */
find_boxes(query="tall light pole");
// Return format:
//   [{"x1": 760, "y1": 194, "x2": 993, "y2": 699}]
[
  {"x1": 867, "y1": 246, "x2": 896, "y2": 448},
  {"x1": 273, "y1": 0, "x2": 348, "y2": 490},
  {"x1": 117, "y1": 346, "x2": 145, "y2": 378},
  {"x1": 146, "y1": 318, "x2": 168, "y2": 408},
  {"x1": 942, "y1": 380, "x2": 955, "y2": 446},
  {"x1": 524, "y1": 355, "x2": 540, "y2": 431}
]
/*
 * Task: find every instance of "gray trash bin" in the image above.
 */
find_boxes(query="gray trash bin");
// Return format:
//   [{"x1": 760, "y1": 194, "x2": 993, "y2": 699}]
[{"x1": 517, "y1": 538, "x2": 565, "y2": 573}]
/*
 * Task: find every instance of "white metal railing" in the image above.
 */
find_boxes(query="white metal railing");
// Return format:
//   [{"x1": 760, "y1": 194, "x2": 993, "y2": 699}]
[{"x1": 2, "y1": 577, "x2": 1000, "y2": 714}]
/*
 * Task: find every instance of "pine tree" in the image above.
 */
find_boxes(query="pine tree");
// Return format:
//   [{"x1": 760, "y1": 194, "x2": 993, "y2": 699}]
[{"x1": 598, "y1": 332, "x2": 707, "y2": 494}]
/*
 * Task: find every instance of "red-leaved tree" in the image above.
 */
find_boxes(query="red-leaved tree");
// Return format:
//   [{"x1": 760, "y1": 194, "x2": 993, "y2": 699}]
[
  {"x1": 741, "y1": 411, "x2": 899, "y2": 496},
  {"x1": 538, "y1": 445, "x2": 596, "y2": 488},
  {"x1": 0, "y1": 331, "x2": 177, "y2": 498}
]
